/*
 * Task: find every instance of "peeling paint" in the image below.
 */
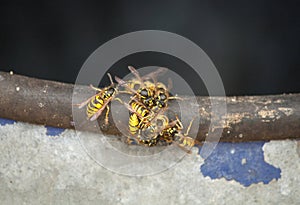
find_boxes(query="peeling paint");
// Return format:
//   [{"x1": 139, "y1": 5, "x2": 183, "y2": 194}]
[
  {"x1": 45, "y1": 126, "x2": 65, "y2": 136},
  {"x1": 258, "y1": 100, "x2": 272, "y2": 105},
  {"x1": 199, "y1": 142, "x2": 281, "y2": 187},
  {"x1": 273, "y1": 99, "x2": 284, "y2": 104},
  {"x1": 257, "y1": 106, "x2": 281, "y2": 122},
  {"x1": 230, "y1": 97, "x2": 237, "y2": 102},
  {"x1": 278, "y1": 107, "x2": 294, "y2": 116},
  {"x1": 42, "y1": 84, "x2": 49, "y2": 93},
  {"x1": 199, "y1": 107, "x2": 210, "y2": 118},
  {"x1": 224, "y1": 112, "x2": 251, "y2": 127},
  {"x1": 38, "y1": 102, "x2": 45, "y2": 108},
  {"x1": 0, "y1": 118, "x2": 16, "y2": 126}
]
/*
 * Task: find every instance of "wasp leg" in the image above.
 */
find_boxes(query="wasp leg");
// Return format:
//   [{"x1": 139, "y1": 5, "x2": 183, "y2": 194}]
[
  {"x1": 173, "y1": 141, "x2": 192, "y2": 154},
  {"x1": 168, "y1": 95, "x2": 183, "y2": 101},
  {"x1": 112, "y1": 122, "x2": 139, "y2": 145},
  {"x1": 177, "y1": 136, "x2": 203, "y2": 150},
  {"x1": 193, "y1": 139, "x2": 203, "y2": 147},
  {"x1": 182, "y1": 136, "x2": 195, "y2": 147},
  {"x1": 113, "y1": 97, "x2": 124, "y2": 104},
  {"x1": 125, "y1": 129, "x2": 141, "y2": 145},
  {"x1": 173, "y1": 132, "x2": 196, "y2": 153},
  {"x1": 104, "y1": 105, "x2": 110, "y2": 125},
  {"x1": 126, "y1": 137, "x2": 133, "y2": 145},
  {"x1": 126, "y1": 136, "x2": 140, "y2": 145},
  {"x1": 107, "y1": 73, "x2": 114, "y2": 86},
  {"x1": 74, "y1": 95, "x2": 96, "y2": 109},
  {"x1": 184, "y1": 118, "x2": 195, "y2": 136}
]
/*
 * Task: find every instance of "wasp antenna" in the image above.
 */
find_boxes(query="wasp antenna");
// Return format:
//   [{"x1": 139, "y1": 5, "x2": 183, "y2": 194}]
[
  {"x1": 128, "y1": 66, "x2": 144, "y2": 85},
  {"x1": 107, "y1": 73, "x2": 114, "y2": 86},
  {"x1": 185, "y1": 116, "x2": 197, "y2": 136}
]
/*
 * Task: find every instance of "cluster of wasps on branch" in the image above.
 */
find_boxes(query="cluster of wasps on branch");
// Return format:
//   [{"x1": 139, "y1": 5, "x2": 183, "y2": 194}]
[{"x1": 75, "y1": 66, "x2": 201, "y2": 153}]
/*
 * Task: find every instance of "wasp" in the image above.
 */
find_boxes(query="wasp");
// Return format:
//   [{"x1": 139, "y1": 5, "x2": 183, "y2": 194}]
[
  {"x1": 75, "y1": 73, "x2": 122, "y2": 125},
  {"x1": 122, "y1": 99, "x2": 169, "y2": 146},
  {"x1": 115, "y1": 66, "x2": 169, "y2": 145},
  {"x1": 115, "y1": 66, "x2": 186, "y2": 148},
  {"x1": 121, "y1": 66, "x2": 167, "y2": 108},
  {"x1": 157, "y1": 116, "x2": 200, "y2": 153},
  {"x1": 115, "y1": 65, "x2": 175, "y2": 112},
  {"x1": 127, "y1": 66, "x2": 179, "y2": 111}
]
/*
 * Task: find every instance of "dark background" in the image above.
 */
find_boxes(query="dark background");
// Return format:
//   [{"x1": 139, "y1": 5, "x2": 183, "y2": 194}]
[{"x1": 0, "y1": 0, "x2": 299, "y2": 96}]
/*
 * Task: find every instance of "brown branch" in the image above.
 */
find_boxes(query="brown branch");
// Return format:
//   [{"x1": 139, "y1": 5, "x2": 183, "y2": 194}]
[{"x1": 0, "y1": 71, "x2": 299, "y2": 142}]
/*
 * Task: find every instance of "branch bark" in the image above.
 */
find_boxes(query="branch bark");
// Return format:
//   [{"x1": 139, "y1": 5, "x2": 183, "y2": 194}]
[{"x1": 0, "y1": 71, "x2": 299, "y2": 142}]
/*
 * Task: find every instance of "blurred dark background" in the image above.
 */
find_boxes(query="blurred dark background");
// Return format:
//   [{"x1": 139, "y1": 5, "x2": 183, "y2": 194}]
[{"x1": 0, "y1": 0, "x2": 299, "y2": 96}]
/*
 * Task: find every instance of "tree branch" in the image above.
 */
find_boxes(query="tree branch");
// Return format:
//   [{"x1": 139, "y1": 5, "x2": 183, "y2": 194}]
[{"x1": 0, "y1": 71, "x2": 299, "y2": 142}]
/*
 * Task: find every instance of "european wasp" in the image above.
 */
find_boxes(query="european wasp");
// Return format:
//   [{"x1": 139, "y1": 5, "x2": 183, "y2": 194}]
[
  {"x1": 75, "y1": 73, "x2": 122, "y2": 125},
  {"x1": 115, "y1": 66, "x2": 196, "y2": 152},
  {"x1": 127, "y1": 66, "x2": 179, "y2": 111},
  {"x1": 115, "y1": 66, "x2": 173, "y2": 146},
  {"x1": 154, "y1": 115, "x2": 201, "y2": 153},
  {"x1": 116, "y1": 66, "x2": 168, "y2": 109}
]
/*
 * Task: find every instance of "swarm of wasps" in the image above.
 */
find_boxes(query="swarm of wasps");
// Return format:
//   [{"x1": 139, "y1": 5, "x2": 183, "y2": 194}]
[{"x1": 76, "y1": 66, "x2": 199, "y2": 153}]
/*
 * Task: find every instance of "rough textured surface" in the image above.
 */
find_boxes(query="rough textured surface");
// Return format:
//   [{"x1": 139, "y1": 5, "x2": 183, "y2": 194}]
[
  {"x1": 1, "y1": 71, "x2": 300, "y2": 142},
  {"x1": 0, "y1": 121, "x2": 299, "y2": 205}
]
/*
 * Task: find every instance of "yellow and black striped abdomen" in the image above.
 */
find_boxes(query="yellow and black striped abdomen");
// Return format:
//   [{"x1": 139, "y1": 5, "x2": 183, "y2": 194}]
[
  {"x1": 129, "y1": 113, "x2": 140, "y2": 134},
  {"x1": 130, "y1": 101, "x2": 149, "y2": 118},
  {"x1": 86, "y1": 95, "x2": 104, "y2": 118},
  {"x1": 128, "y1": 101, "x2": 151, "y2": 134}
]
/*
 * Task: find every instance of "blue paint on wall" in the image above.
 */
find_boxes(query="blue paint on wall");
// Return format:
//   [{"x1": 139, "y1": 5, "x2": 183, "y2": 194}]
[
  {"x1": 0, "y1": 118, "x2": 16, "y2": 126},
  {"x1": 198, "y1": 142, "x2": 281, "y2": 187},
  {"x1": 45, "y1": 126, "x2": 65, "y2": 136}
]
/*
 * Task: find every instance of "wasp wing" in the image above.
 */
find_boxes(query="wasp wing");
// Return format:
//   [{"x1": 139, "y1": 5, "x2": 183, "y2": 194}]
[
  {"x1": 89, "y1": 99, "x2": 112, "y2": 121},
  {"x1": 141, "y1": 67, "x2": 168, "y2": 81}
]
